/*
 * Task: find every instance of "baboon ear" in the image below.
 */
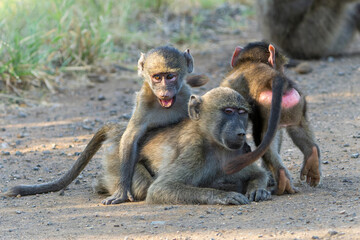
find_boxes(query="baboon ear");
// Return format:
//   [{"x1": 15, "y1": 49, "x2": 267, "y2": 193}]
[
  {"x1": 137, "y1": 52, "x2": 146, "y2": 76},
  {"x1": 268, "y1": 44, "x2": 276, "y2": 68},
  {"x1": 184, "y1": 49, "x2": 194, "y2": 73},
  {"x1": 231, "y1": 46, "x2": 243, "y2": 68},
  {"x1": 188, "y1": 95, "x2": 202, "y2": 121}
]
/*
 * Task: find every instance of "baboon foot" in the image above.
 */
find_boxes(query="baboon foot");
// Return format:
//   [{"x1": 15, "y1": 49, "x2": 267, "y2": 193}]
[
  {"x1": 276, "y1": 169, "x2": 297, "y2": 195},
  {"x1": 301, "y1": 146, "x2": 321, "y2": 187},
  {"x1": 246, "y1": 188, "x2": 271, "y2": 202},
  {"x1": 102, "y1": 189, "x2": 134, "y2": 205}
]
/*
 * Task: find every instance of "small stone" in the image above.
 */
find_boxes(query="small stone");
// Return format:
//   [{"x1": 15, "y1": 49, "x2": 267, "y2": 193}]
[
  {"x1": 47, "y1": 222, "x2": 53, "y2": 226},
  {"x1": 74, "y1": 179, "x2": 81, "y2": 185},
  {"x1": 109, "y1": 110, "x2": 117, "y2": 116},
  {"x1": 12, "y1": 174, "x2": 21, "y2": 179},
  {"x1": 82, "y1": 124, "x2": 93, "y2": 131},
  {"x1": 327, "y1": 57, "x2": 334, "y2": 62},
  {"x1": 312, "y1": 236, "x2": 319, "y2": 240},
  {"x1": 337, "y1": 72, "x2": 345, "y2": 76},
  {"x1": 294, "y1": 62, "x2": 312, "y2": 74},
  {"x1": 322, "y1": 161, "x2": 329, "y2": 164},
  {"x1": 59, "y1": 190, "x2": 65, "y2": 196},
  {"x1": 87, "y1": 74, "x2": 108, "y2": 83},
  {"x1": 151, "y1": 221, "x2": 165, "y2": 225},
  {"x1": 15, "y1": 151, "x2": 24, "y2": 156},
  {"x1": 114, "y1": 224, "x2": 120, "y2": 227},
  {"x1": 343, "y1": 144, "x2": 350, "y2": 147},
  {"x1": 33, "y1": 167, "x2": 40, "y2": 171},
  {"x1": 1, "y1": 128, "x2": 5, "y2": 131},
  {"x1": 328, "y1": 230, "x2": 338, "y2": 236},
  {"x1": 353, "y1": 135, "x2": 360, "y2": 139},
  {"x1": 343, "y1": 178, "x2": 353, "y2": 183},
  {"x1": 18, "y1": 112, "x2": 27, "y2": 118},
  {"x1": 351, "y1": 153, "x2": 359, "y2": 158},
  {"x1": 42, "y1": 150, "x2": 51, "y2": 155},
  {"x1": 98, "y1": 95, "x2": 106, "y2": 101},
  {"x1": 1, "y1": 151, "x2": 10, "y2": 156},
  {"x1": 15, "y1": 211, "x2": 22, "y2": 214},
  {"x1": 120, "y1": 114, "x2": 131, "y2": 120}
]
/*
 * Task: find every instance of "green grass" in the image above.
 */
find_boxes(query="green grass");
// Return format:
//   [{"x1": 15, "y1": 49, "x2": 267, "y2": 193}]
[{"x1": 0, "y1": 0, "x2": 251, "y2": 93}]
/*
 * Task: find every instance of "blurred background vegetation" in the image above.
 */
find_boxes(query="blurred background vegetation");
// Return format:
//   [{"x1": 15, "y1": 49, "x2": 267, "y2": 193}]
[{"x1": 0, "y1": 0, "x2": 253, "y2": 94}]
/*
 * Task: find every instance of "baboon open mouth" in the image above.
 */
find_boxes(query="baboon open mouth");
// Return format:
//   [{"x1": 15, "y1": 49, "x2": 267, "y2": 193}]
[
  {"x1": 259, "y1": 88, "x2": 300, "y2": 109},
  {"x1": 158, "y1": 96, "x2": 176, "y2": 108}
]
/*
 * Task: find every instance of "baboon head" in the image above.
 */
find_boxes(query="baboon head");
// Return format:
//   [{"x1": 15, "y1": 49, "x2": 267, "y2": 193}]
[
  {"x1": 137, "y1": 46, "x2": 194, "y2": 108},
  {"x1": 189, "y1": 87, "x2": 250, "y2": 150},
  {"x1": 231, "y1": 41, "x2": 288, "y2": 72}
]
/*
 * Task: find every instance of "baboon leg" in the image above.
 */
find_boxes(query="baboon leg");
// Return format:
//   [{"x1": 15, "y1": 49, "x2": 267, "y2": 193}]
[
  {"x1": 261, "y1": 131, "x2": 296, "y2": 195},
  {"x1": 131, "y1": 163, "x2": 154, "y2": 201},
  {"x1": 286, "y1": 118, "x2": 321, "y2": 187},
  {"x1": 94, "y1": 163, "x2": 153, "y2": 201}
]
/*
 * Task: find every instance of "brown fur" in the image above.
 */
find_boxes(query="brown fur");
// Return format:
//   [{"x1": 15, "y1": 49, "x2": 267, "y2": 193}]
[
  {"x1": 221, "y1": 42, "x2": 321, "y2": 195},
  {"x1": 6, "y1": 46, "x2": 206, "y2": 200},
  {"x1": 97, "y1": 87, "x2": 271, "y2": 204},
  {"x1": 256, "y1": 0, "x2": 360, "y2": 59}
]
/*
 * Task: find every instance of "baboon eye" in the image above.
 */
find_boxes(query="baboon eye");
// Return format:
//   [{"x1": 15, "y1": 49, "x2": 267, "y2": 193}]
[
  {"x1": 224, "y1": 108, "x2": 235, "y2": 114},
  {"x1": 153, "y1": 74, "x2": 161, "y2": 82},
  {"x1": 166, "y1": 73, "x2": 176, "y2": 80},
  {"x1": 238, "y1": 109, "x2": 247, "y2": 114}
]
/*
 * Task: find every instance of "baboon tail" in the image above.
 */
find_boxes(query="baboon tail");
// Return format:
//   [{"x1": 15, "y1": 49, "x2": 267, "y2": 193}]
[
  {"x1": 6, "y1": 123, "x2": 119, "y2": 197},
  {"x1": 224, "y1": 75, "x2": 284, "y2": 174}
]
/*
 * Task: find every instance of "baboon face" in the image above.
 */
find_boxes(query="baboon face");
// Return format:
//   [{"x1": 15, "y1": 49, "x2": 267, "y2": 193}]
[
  {"x1": 138, "y1": 46, "x2": 194, "y2": 108},
  {"x1": 189, "y1": 87, "x2": 250, "y2": 151},
  {"x1": 217, "y1": 106, "x2": 248, "y2": 150}
]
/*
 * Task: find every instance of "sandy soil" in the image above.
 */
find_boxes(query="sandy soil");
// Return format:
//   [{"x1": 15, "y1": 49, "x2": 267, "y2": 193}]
[{"x1": 1, "y1": 21, "x2": 360, "y2": 240}]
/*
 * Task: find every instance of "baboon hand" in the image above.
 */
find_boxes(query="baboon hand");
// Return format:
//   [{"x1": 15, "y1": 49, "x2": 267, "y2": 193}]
[
  {"x1": 213, "y1": 192, "x2": 250, "y2": 205},
  {"x1": 276, "y1": 169, "x2": 297, "y2": 195},
  {"x1": 301, "y1": 146, "x2": 321, "y2": 187},
  {"x1": 246, "y1": 188, "x2": 271, "y2": 202},
  {"x1": 102, "y1": 189, "x2": 134, "y2": 205}
]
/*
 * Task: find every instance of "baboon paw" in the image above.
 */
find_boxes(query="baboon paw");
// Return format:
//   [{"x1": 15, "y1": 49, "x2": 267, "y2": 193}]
[
  {"x1": 276, "y1": 169, "x2": 297, "y2": 195},
  {"x1": 301, "y1": 146, "x2": 321, "y2": 187},
  {"x1": 101, "y1": 190, "x2": 134, "y2": 205},
  {"x1": 246, "y1": 189, "x2": 271, "y2": 202},
  {"x1": 218, "y1": 192, "x2": 249, "y2": 205}
]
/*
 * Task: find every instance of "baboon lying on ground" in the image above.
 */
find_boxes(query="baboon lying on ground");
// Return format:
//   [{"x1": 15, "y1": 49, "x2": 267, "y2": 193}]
[{"x1": 97, "y1": 87, "x2": 271, "y2": 205}]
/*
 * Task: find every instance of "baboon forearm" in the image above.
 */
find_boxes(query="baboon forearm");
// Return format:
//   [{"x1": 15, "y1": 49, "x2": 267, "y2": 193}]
[
  {"x1": 118, "y1": 125, "x2": 147, "y2": 190},
  {"x1": 146, "y1": 182, "x2": 230, "y2": 205}
]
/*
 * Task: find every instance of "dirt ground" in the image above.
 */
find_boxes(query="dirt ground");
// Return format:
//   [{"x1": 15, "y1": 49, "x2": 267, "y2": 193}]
[{"x1": 1, "y1": 18, "x2": 360, "y2": 240}]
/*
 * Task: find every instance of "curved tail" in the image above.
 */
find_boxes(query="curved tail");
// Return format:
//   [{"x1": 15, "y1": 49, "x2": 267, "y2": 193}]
[
  {"x1": 6, "y1": 123, "x2": 119, "y2": 197},
  {"x1": 224, "y1": 76, "x2": 284, "y2": 174}
]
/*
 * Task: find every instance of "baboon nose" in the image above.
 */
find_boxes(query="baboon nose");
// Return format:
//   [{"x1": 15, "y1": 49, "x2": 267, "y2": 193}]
[{"x1": 237, "y1": 130, "x2": 246, "y2": 137}]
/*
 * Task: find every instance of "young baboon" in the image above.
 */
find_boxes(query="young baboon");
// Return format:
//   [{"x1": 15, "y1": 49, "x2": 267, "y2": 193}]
[
  {"x1": 6, "y1": 46, "x2": 206, "y2": 201},
  {"x1": 256, "y1": 0, "x2": 360, "y2": 59},
  {"x1": 139, "y1": 87, "x2": 271, "y2": 204},
  {"x1": 221, "y1": 42, "x2": 321, "y2": 195}
]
